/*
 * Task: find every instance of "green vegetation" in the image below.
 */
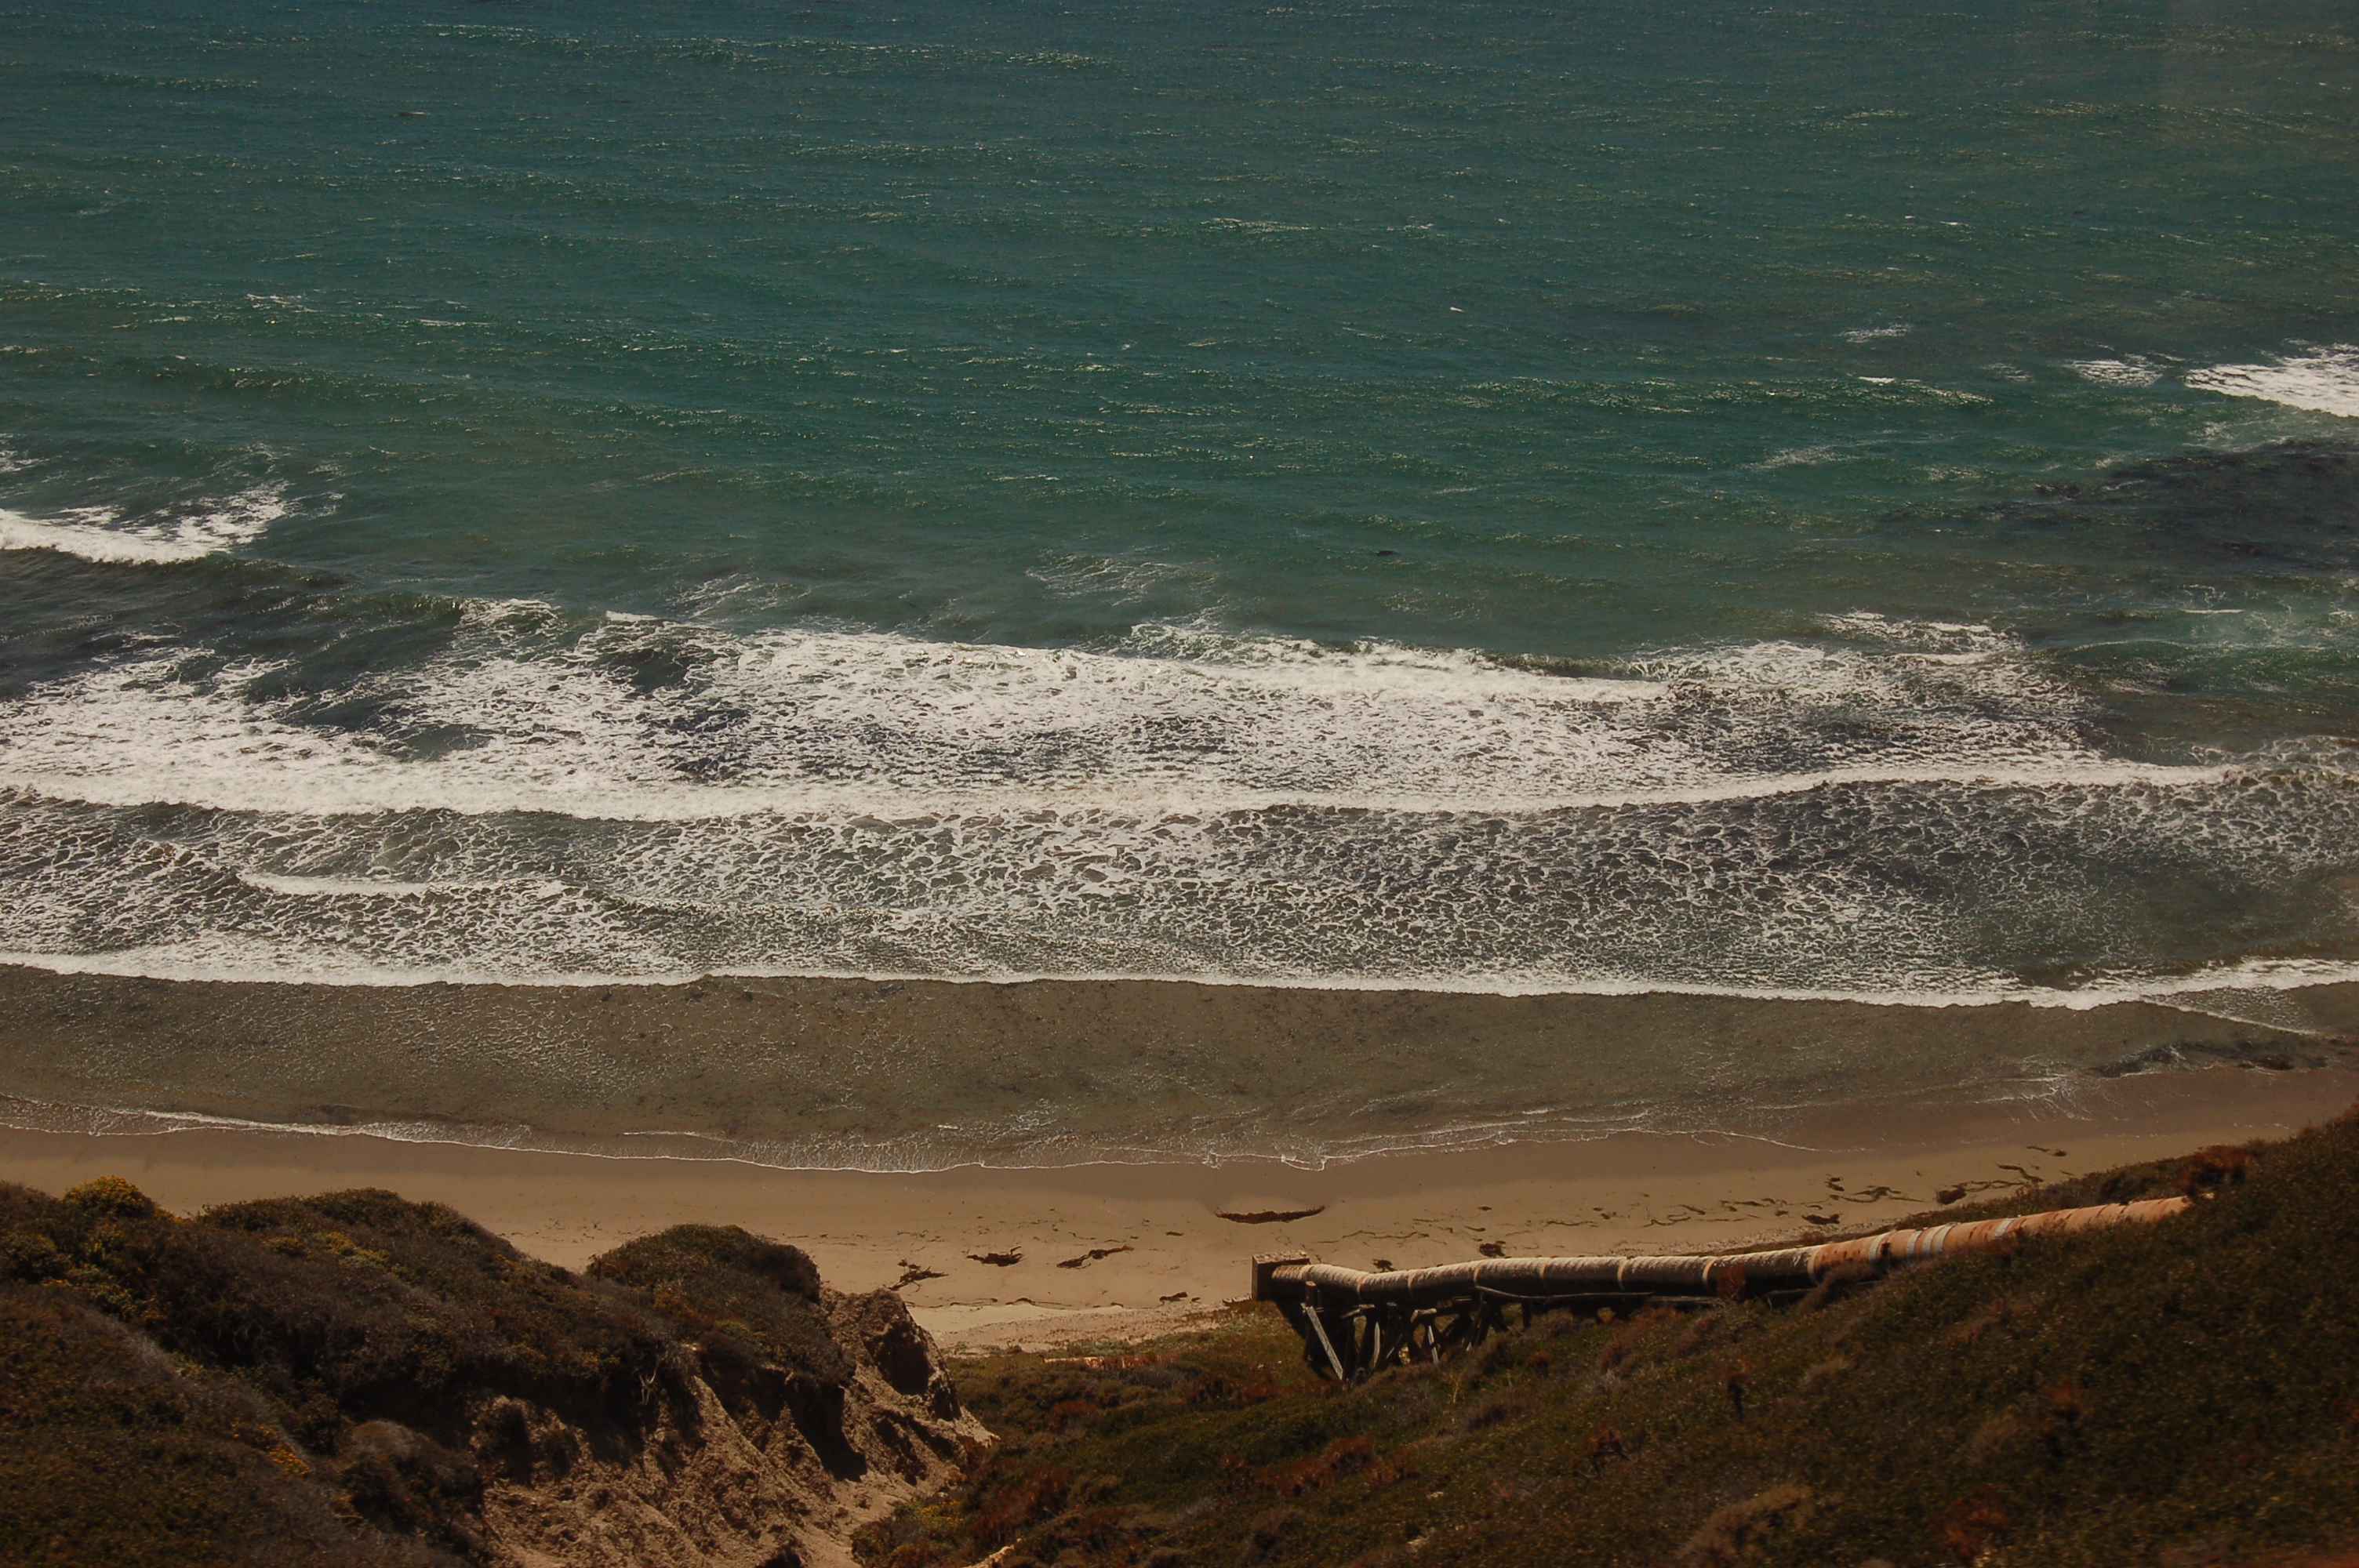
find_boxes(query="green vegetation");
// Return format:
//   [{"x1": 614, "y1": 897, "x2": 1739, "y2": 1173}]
[
  {"x1": 860, "y1": 1107, "x2": 2359, "y2": 1568},
  {"x1": 0, "y1": 1182, "x2": 856, "y2": 1566},
  {"x1": 588, "y1": 1223, "x2": 845, "y2": 1387}
]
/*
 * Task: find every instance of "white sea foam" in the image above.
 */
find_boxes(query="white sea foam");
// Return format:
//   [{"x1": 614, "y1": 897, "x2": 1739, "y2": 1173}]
[
  {"x1": 2186, "y1": 344, "x2": 2359, "y2": 419},
  {"x1": 2067, "y1": 356, "x2": 2166, "y2": 388},
  {"x1": 1, "y1": 607, "x2": 2351, "y2": 997},
  {"x1": 235, "y1": 871, "x2": 547, "y2": 898},
  {"x1": 3, "y1": 942, "x2": 2354, "y2": 1012},
  {"x1": 0, "y1": 608, "x2": 2128, "y2": 822},
  {"x1": 0, "y1": 485, "x2": 287, "y2": 564},
  {"x1": 1756, "y1": 444, "x2": 1856, "y2": 470}
]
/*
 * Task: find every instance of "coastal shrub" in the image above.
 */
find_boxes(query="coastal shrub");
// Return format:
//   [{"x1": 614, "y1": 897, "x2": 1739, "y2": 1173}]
[
  {"x1": 0, "y1": 1278, "x2": 452, "y2": 1567},
  {"x1": 79, "y1": 1188, "x2": 679, "y2": 1439},
  {"x1": 588, "y1": 1223, "x2": 848, "y2": 1392},
  {"x1": 0, "y1": 1179, "x2": 905, "y2": 1563},
  {"x1": 1671, "y1": 1483, "x2": 1815, "y2": 1566},
  {"x1": 62, "y1": 1174, "x2": 161, "y2": 1220}
]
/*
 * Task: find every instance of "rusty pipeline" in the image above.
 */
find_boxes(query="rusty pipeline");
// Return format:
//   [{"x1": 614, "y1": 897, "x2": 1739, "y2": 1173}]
[{"x1": 1252, "y1": 1196, "x2": 2188, "y2": 1380}]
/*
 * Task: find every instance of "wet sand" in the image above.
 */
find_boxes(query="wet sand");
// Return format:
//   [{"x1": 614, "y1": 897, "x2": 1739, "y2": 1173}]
[
  {"x1": 3, "y1": 1060, "x2": 2351, "y2": 1351},
  {"x1": 2, "y1": 962, "x2": 2354, "y2": 1169}
]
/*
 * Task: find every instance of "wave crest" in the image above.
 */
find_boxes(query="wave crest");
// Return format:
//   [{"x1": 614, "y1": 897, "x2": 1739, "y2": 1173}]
[
  {"x1": 0, "y1": 609, "x2": 2112, "y2": 822},
  {"x1": 2187, "y1": 345, "x2": 2359, "y2": 419},
  {"x1": 0, "y1": 485, "x2": 287, "y2": 564}
]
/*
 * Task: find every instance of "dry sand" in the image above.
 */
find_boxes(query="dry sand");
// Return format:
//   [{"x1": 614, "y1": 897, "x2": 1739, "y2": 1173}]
[{"x1": 4, "y1": 1062, "x2": 2350, "y2": 1352}]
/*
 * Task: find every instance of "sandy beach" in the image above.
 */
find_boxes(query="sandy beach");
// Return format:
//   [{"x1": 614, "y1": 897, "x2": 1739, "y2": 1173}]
[
  {"x1": 8, "y1": 964, "x2": 2353, "y2": 1347},
  {"x1": 5, "y1": 1054, "x2": 2350, "y2": 1350}
]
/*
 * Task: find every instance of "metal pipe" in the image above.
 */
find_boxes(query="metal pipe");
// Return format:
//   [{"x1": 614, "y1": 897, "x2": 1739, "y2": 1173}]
[{"x1": 1252, "y1": 1196, "x2": 2187, "y2": 1370}]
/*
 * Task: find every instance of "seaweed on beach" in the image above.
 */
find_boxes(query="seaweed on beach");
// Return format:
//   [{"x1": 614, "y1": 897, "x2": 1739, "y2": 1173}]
[{"x1": 860, "y1": 1102, "x2": 2359, "y2": 1568}]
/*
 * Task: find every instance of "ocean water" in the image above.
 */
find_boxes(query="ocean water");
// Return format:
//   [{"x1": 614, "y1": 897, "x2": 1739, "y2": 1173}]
[{"x1": 3, "y1": 0, "x2": 2357, "y2": 1015}]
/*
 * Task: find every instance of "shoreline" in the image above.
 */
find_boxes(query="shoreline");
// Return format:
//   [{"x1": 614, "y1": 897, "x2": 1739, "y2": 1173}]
[
  {"x1": 2, "y1": 963, "x2": 2354, "y2": 1174},
  {"x1": 13, "y1": 949, "x2": 2359, "y2": 1011},
  {"x1": 8, "y1": 961, "x2": 2353, "y2": 1348},
  {"x1": 5, "y1": 1061, "x2": 2351, "y2": 1351}
]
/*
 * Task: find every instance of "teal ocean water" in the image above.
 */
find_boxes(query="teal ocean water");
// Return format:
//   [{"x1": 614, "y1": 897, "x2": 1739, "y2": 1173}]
[{"x1": 3, "y1": 0, "x2": 2357, "y2": 1004}]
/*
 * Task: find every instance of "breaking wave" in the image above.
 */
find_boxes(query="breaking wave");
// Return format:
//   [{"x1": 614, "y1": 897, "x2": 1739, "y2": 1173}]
[
  {"x1": 1, "y1": 604, "x2": 2353, "y2": 996},
  {"x1": 0, "y1": 485, "x2": 287, "y2": 564},
  {"x1": 2186, "y1": 345, "x2": 2359, "y2": 419},
  {"x1": 0, "y1": 603, "x2": 2135, "y2": 821}
]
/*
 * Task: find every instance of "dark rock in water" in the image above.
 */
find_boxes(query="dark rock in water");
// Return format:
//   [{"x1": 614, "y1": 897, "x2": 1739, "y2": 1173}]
[
  {"x1": 0, "y1": 1180, "x2": 988, "y2": 1567},
  {"x1": 2008, "y1": 438, "x2": 2358, "y2": 575},
  {"x1": 2105, "y1": 439, "x2": 2357, "y2": 564}
]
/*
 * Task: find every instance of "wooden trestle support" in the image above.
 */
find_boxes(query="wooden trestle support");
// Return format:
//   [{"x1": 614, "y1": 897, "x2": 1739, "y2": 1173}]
[{"x1": 1252, "y1": 1196, "x2": 2190, "y2": 1381}]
